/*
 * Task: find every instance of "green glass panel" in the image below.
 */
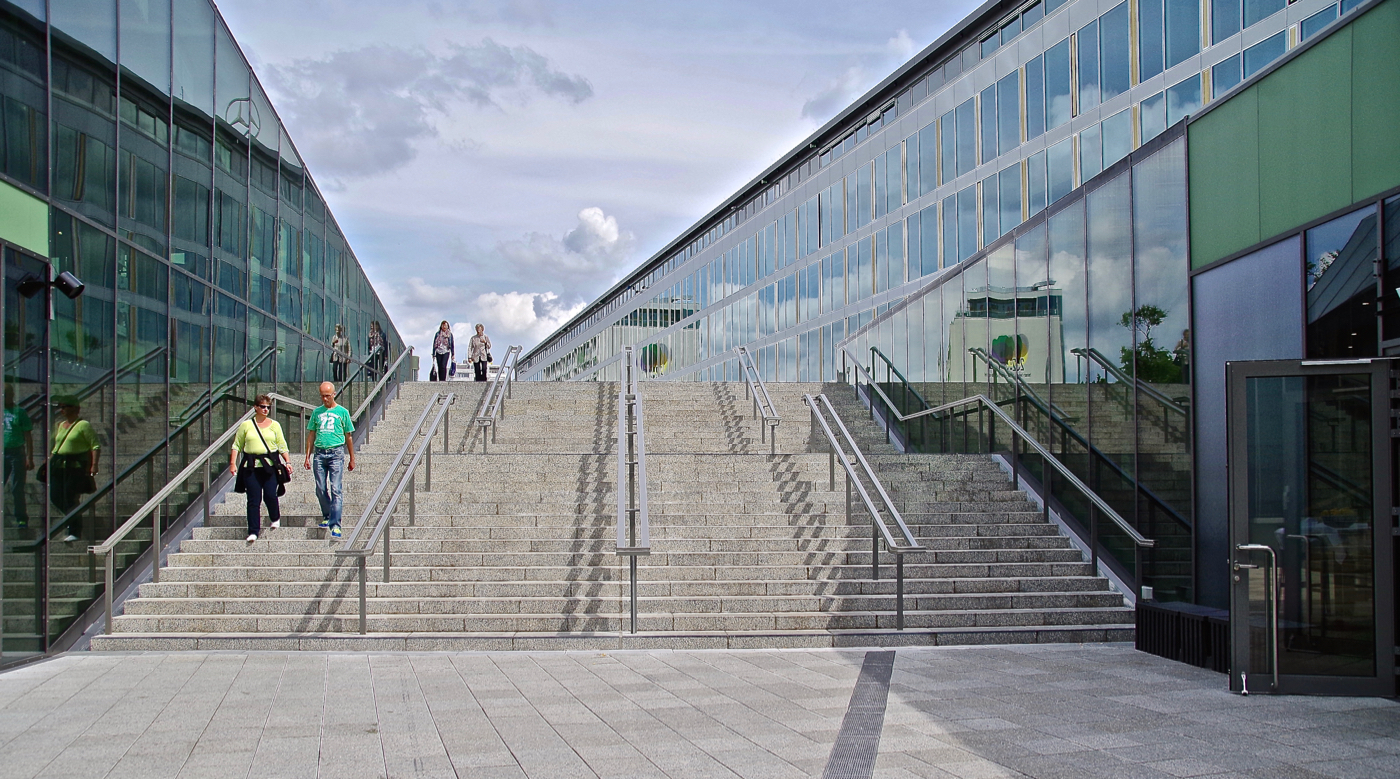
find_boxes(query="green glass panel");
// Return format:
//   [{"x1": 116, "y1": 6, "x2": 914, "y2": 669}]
[
  {"x1": 1350, "y1": 0, "x2": 1400, "y2": 203},
  {"x1": 1256, "y1": 27, "x2": 1352, "y2": 241},
  {"x1": 1188, "y1": 89, "x2": 1258, "y2": 268}
]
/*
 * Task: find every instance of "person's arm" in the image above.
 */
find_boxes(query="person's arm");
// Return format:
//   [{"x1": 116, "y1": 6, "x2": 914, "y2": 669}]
[
  {"x1": 23, "y1": 428, "x2": 33, "y2": 470},
  {"x1": 229, "y1": 422, "x2": 242, "y2": 475},
  {"x1": 276, "y1": 423, "x2": 293, "y2": 474},
  {"x1": 343, "y1": 413, "x2": 356, "y2": 471},
  {"x1": 305, "y1": 412, "x2": 315, "y2": 469}
]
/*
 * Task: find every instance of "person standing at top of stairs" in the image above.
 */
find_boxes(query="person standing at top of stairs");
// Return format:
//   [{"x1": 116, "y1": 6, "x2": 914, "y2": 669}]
[{"x1": 305, "y1": 382, "x2": 355, "y2": 539}]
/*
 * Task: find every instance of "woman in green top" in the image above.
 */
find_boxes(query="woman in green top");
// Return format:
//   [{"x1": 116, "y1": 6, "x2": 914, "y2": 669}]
[
  {"x1": 52, "y1": 396, "x2": 99, "y2": 543},
  {"x1": 229, "y1": 394, "x2": 292, "y2": 543}
]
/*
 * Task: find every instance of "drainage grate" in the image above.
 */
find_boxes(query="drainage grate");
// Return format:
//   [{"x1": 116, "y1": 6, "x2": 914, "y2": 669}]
[{"x1": 821, "y1": 651, "x2": 896, "y2": 779}]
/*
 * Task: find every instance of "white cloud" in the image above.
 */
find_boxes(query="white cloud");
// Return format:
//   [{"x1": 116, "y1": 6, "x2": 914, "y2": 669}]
[
  {"x1": 474, "y1": 291, "x2": 585, "y2": 345},
  {"x1": 491, "y1": 206, "x2": 635, "y2": 294},
  {"x1": 265, "y1": 39, "x2": 592, "y2": 178},
  {"x1": 800, "y1": 28, "x2": 918, "y2": 123}
]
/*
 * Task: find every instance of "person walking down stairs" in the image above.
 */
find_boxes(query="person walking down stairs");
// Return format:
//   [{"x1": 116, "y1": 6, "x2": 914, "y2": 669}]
[
  {"x1": 229, "y1": 394, "x2": 292, "y2": 544},
  {"x1": 305, "y1": 382, "x2": 355, "y2": 539}
]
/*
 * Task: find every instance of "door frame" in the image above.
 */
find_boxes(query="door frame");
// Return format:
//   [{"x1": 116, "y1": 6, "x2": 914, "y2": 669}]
[{"x1": 1226, "y1": 357, "x2": 1395, "y2": 696}]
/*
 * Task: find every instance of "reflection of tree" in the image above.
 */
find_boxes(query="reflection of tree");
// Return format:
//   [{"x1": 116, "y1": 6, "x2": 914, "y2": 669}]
[{"x1": 1118, "y1": 304, "x2": 1184, "y2": 383}]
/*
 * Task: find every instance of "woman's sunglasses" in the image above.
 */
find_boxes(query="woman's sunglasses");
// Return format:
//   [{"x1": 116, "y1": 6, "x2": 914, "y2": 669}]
[{"x1": 255, "y1": 404, "x2": 270, "y2": 410}]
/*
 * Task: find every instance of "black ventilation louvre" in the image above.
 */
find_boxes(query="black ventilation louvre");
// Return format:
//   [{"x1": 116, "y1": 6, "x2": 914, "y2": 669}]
[{"x1": 1136, "y1": 601, "x2": 1229, "y2": 674}]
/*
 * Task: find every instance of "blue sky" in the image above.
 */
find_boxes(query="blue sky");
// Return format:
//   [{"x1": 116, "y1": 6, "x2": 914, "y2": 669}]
[{"x1": 217, "y1": 0, "x2": 982, "y2": 368}]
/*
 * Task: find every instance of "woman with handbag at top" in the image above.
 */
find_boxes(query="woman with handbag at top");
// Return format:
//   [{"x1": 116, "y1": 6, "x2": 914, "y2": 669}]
[
  {"x1": 468, "y1": 323, "x2": 492, "y2": 382},
  {"x1": 229, "y1": 394, "x2": 292, "y2": 543},
  {"x1": 50, "y1": 395, "x2": 99, "y2": 544},
  {"x1": 431, "y1": 320, "x2": 455, "y2": 382}
]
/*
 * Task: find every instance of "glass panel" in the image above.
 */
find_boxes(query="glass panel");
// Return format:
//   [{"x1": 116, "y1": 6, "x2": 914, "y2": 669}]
[
  {"x1": 1132, "y1": 139, "x2": 1192, "y2": 600},
  {"x1": 1140, "y1": 91, "x2": 1167, "y2": 143},
  {"x1": 1244, "y1": 374, "x2": 1374, "y2": 676},
  {"x1": 1301, "y1": 6, "x2": 1338, "y2": 40},
  {"x1": 1047, "y1": 137, "x2": 1074, "y2": 204},
  {"x1": 955, "y1": 98, "x2": 976, "y2": 178},
  {"x1": 1101, "y1": 108, "x2": 1133, "y2": 168},
  {"x1": 1085, "y1": 172, "x2": 1135, "y2": 529},
  {"x1": 4, "y1": 246, "x2": 48, "y2": 657},
  {"x1": 905, "y1": 132, "x2": 919, "y2": 203},
  {"x1": 48, "y1": 216, "x2": 117, "y2": 644},
  {"x1": 919, "y1": 204, "x2": 938, "y2": 276},
  {"x1": 0, "y1": 2, "x2": 49, "y2": 191},
  {"x1": 1306, "y1": 206, "x2": 1378, "y2": 359},
  {"x1": 1080, "y1": 122, "x2": 1103, "y2": 181},
  {"x1": 957, "y1": 184, "x2": 978, "y2": 262},
  {"x1": 997, "y1": 71, "x2": 1019, "y2": 157},
  {"x1": 1213, "y1": 0, "x2": 1242, "y2": 42},
  {"x1": 1165, "y1": 0, "x2": 1200, "y2": 68},
  {"x1": 1138, "y1": 0, "x2": 1165, "y2": 82},
  {"x1": 1382, "y1": 196, "x2": 1400, "y2": 341},
  {"x1": 1048, "y1": 197, "x2": 1092, "y2": 505},
  {"x1": 50, "y1": 0, "x2": 116, "y2": 61},
  {"x1": 982, "y1": 173, "x2": 1000, "y2": 246},
  {"x1": 939, "y1": 110, "x2": 955, "y2": 186},
  {"x1": 1244, "y1": 0, "x2": 1285, "y2": 28},
  {"x1": 986, "y1": 242, "x2": 1015, "y2": 408},
  {"x1": 1028, "y1": 150, "x2": 1047, "y2": 217},
  {"x1": 1045, "y1": 38, "x2": 1072, "y2": 130},
  {"x1": 119, "y1": 0, "x2": 170, "y2": 94},
  {"x1": 173, "y1": 0, "x2": 214, "y2": 115},
  {"x1": 1099, "y1": 3, "x2": 1131, "y2": 102},
  {"x1": 999, "y1": 165, "x2": 1021, "y2": 237},
  {"x1": 1166, "y1": 74, "x2": 1201, "y2": 126},
  {"x1": 1026, "y1": 55, "x2": 1046, "y2": 141},
  {"x1": 1213, "y1": 54, "x2": 1243, "y2": 97},
  {"x1": 1243, "y1": 31, "x2": 1286, "y2": 79},
  {"x1": 980, "y1": 84, "x2": 998, "y2": 165},
  {"x1": 1077, "y1": 20, "x2": 1100, "y2": 112}
]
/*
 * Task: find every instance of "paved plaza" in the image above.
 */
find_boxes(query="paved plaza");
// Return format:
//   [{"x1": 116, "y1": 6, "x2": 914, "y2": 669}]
[{"x1": 0, "y1": 643, "x2": 1396, "y2": 779}]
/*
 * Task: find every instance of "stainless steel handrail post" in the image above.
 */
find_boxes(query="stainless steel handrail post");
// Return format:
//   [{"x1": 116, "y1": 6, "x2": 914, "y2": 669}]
[
  {"x1": 425, "y1": 439, "x2": 432, "y2": 492},
  {"x1": 472, "y1": 346, "x2": 522, "y2": 454},
  {"x1": 382, "y1": 514, "x2": 391, "y2": 583},
  {"x1": 357, "y1": 556, "x2": 367, "y2": 635},
  {"x1": 735, "y1": 347, "x2": 780, "y2": 456},
  {"x1": 615, "y1": 346, "x2": 651, "y2": 634},
  {"x1": 409, "y1": 473, "x2": 416, "y2": 525}
]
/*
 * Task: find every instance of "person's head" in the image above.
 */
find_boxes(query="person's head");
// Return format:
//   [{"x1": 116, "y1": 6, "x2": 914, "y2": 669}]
[
  {"x1": 370, "y1": 320, "x2": 380, "y2": 332},
  {"x1": 335, "y1": 323, "x2": 343, "y2": 334},
  {"x1": 54, "y1": 395, "x2": 80, "y2": 419},
  {"x1": 439, "y1": 320, "x2": 450, "y2": 332},
  {"x1": 252, "y1": 393, "x2": 272, "y2": 419},
  {"x1": 475, "y1": 323, "x2": 485, "y2": 335},
  {"x1": 318, "y1": 381, "x2": 337, "y2": 408}
]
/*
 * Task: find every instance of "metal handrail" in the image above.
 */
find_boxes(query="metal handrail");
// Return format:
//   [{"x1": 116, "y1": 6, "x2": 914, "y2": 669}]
[
  {"x1": 471, "y1": 345, "x2": 521, "y2": 453},
  {"x1": 964, "y1": 347, "x2": 1074, "y2": 421},
  {"x1": 352, "y1": 347, "x2": 414, "y2": 421},
  {"x1": 172, "y1": 345, "x2": 277, "y2": 425},
  {"x1": 616, "y1": 346, "x2": 650, "y2": 634},
  {"x1": 22, "y1": 345, "x2": 167, "y2": 419},
  {"x1": 735, "y1": 346, "x2": 779, "y2": 454},
  {"x1": 803, "y1": 392, "x2": 922, "y2": 630},
  {"x1": 339, "y1": 393, "x2": 443, "y2": 551},
  {"x1": 335, "y1": 392, "x2": 455, "y2": 634},
  {"x1": 88, "y1": 372, "x2": 406, "y2": 635},
  {"x1": 843, "y1": 347, "x2": 1153, "y2": 593},
  {"x1": 1071, "y1": 346, "x2": 1188, "y2": 416},
  {"x1": 336, "y1": 345, "x2": 380, "y2": 402}
]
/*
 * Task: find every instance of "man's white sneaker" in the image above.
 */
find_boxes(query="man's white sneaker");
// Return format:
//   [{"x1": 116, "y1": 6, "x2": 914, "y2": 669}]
[
  {"x1": 270, "y1": 520, "x2": 280, "y2": 530},
  {"x1": 246, "y1": 534, "x2": 257, "y2": 543}
]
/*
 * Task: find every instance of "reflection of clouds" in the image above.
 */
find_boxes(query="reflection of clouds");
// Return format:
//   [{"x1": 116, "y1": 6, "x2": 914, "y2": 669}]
[
  {"x1": 1133, "y1": 140, "x2": 1189, "y2": 338},
  {"x1": 1087, "y1": 175, "x2": 1133, "y2": 370}
]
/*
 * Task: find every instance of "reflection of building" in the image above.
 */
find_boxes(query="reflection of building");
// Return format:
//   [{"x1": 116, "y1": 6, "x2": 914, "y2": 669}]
[
  {"x1": 523, "y1": 0, "x2": 1400, "y2": 694},
  {"x1": 0, "y1": 0, "x2": 403, "y2": 663},
  {"x1": 944, "y1": 284, "x2": 1064, "y2": 384}
]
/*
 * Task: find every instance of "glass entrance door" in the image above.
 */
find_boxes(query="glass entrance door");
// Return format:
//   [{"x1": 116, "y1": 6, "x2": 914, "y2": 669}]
[{"x1": 1227, "y1": 359, "x2": 1395, "y2": 695}]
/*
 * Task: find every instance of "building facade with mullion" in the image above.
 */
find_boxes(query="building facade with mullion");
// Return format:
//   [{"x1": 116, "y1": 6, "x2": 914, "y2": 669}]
[
  {"x1": 524, "y1": 0, "x2": 1400, "y2": 695},
  {"x1": 0, "y1": 0, "x2": 405, "y2": 664}
]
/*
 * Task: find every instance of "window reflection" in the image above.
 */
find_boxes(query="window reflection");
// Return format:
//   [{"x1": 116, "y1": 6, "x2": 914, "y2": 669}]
[{"x1": 1306, "y1": 206, "x2": 1378, "y2": 359}]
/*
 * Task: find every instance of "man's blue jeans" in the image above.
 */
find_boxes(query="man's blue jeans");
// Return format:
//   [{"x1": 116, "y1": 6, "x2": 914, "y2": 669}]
[{"x1": 311, "y1": 446, "x2": 345, "y2": 530}]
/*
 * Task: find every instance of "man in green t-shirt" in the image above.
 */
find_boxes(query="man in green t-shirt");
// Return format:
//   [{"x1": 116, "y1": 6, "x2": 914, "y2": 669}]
[
  {"x1": 305, "y1": 381, "x2": 355, "y2": 538},
  {"x1": 3, "y1": 385, "x2": 33, "y2": 529}
]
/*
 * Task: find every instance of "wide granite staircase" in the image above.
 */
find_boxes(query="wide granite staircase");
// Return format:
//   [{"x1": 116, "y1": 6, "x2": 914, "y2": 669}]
[{"x1": 91, "y1": 379, "x2": 1132, "y2": 650}]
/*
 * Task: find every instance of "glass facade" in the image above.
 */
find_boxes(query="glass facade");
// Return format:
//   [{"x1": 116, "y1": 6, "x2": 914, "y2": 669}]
[
  {"x1": 0, "y1": 0, "x2": 404, "y2": 663},
  {"x1": 520, "y1": 0, "x2": 1398, "y2": 622},
  {"x1": 522, "y1": 0, "x2": 1337, "y2": 385}
]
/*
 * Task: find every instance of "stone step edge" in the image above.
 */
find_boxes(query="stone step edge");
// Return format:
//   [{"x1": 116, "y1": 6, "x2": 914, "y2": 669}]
[{"x1": 88, "y1": 624, "x2": 1135, "y2": 650}]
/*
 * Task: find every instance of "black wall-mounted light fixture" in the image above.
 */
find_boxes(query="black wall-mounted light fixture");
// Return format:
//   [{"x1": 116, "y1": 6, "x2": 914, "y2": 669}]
[{"x1": 17, "y1": 271, "x2": 85, "y2": 300}]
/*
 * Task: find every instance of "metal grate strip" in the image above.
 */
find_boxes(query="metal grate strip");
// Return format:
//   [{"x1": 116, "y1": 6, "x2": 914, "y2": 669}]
[{"x1": 821, "y1": 651, "x2": 896, "y2": 779}]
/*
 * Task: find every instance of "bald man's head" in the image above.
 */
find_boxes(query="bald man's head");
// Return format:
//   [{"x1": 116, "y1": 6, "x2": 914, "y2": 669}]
[{"x1": 319, "y1": 382, "x2": 337, "y2": 407}]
